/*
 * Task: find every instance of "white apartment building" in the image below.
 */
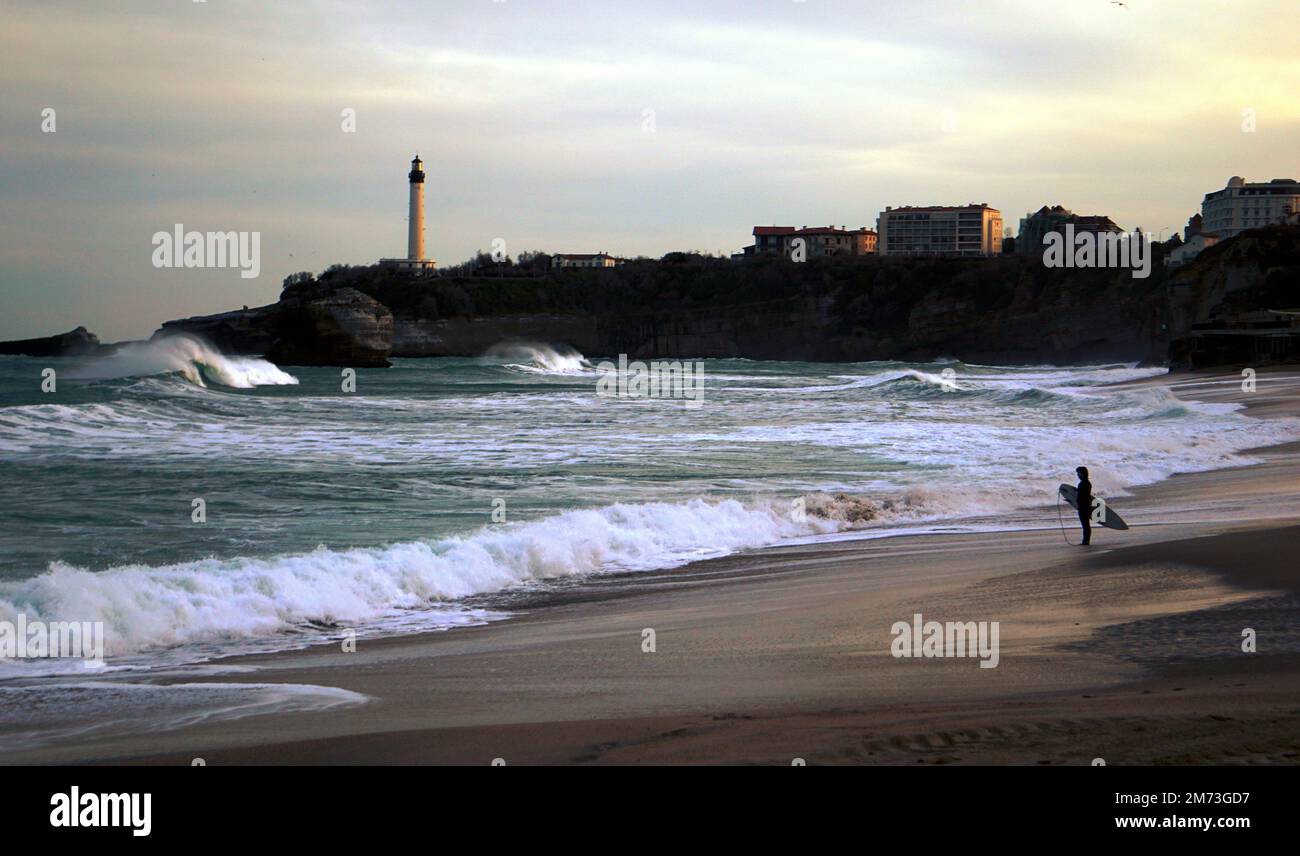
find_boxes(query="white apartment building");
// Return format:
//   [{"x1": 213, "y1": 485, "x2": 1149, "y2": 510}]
[
  {"x1": 1165, "y1": 232, "x2": 1221, "y2": 269},
  {"x1": 876, "y1": 204, "x2": 1003, "y2": 257},
  {"x1": 1201, "y1": 177, "x2": 1300, "y2": 239}
]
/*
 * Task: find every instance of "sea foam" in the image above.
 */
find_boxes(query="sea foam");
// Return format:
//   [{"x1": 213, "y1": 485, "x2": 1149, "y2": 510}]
[{"x1": 0, "y1": 497, "x2": 867, "y2": 661}]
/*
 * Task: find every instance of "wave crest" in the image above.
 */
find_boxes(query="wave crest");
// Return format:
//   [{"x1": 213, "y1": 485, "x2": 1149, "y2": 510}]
[
  {"x1": 68, "y1": 335, "x2": 298, "y2": 389},
  {"x1": 483, "y1": 341, "x2": 592, "y2": 374},
  {"x1": 0, "y1": 495, "x2": 909, "y2": 662}
]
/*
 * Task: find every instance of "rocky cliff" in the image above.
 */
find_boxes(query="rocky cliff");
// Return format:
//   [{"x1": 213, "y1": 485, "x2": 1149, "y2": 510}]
[
  {"x1": 265, "y1": 287, "x2": 393, "y2": 367},
  {"x1": 1166, "y1": 225, "x2": 1300, "y2": 333},
  {"x1": 157, "y1": 306, "x2": 279, "y2": 355},
  {"x1": 392, "y1": 314, "x2": 600, "y2": 358},
  {"x1": 381, "y1": 256, "x2": 1167, "y2": 364},
  {"x1": 1164, "y1": 225, "x2": 1300, "y2": 367},
  {"x1": 159, "y1": 287, "x2": 393, "y2": 367},
  {"x1": 151, "y1": 251, "x2": 1182, "y2": 366},
  {"x1": 0, "y1": 326, "x2": 102, "y2": 357}
]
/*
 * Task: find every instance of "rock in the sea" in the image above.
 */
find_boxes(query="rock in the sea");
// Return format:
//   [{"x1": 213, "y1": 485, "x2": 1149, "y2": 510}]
[
  {"x1": 267, "y1": 287, "x2": 394, "y2": 368},
  {"x1": 158, "y1": 288, "x2": 395, "y2": 367},
  {"x1": 0, "y1": 326, "x2": 101, "y2": 357},
  {"x1": 156, "y1": 305, "x2": 280, "y2": 355}
]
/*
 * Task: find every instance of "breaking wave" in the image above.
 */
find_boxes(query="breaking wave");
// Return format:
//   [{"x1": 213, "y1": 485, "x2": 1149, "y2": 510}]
[
  {"x1": 0, "y1": 494, "x2": 912, "y2": 663},
  {"x1": 68, "y1": 335, "x2": 298, "y2": 389},
  {"x1": 483, "y1": 341, "x2": 593, "y2": 374}
]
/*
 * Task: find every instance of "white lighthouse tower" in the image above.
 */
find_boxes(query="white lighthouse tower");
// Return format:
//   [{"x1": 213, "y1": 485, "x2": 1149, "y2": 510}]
[
  {"x1": 380, "y1": 154, "x2": 436, "y2": 274},
  {"x1": 407, "y1": 155, "x2": 425, "y2": 261}
]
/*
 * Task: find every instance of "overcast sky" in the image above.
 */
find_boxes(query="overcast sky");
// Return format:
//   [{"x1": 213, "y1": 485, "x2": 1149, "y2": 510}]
[{"x1": 2, "y1": 0, "x2": 1297, "y2": 341}]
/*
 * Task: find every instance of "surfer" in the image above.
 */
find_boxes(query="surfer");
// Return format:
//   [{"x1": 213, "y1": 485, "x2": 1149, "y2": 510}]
[
  {"x1": 1057, "y1": 469, "x2": 1127, "y2": 544},
  {"x1": 1075, "y1": 466, "x2": 1092, "y2": 546}
]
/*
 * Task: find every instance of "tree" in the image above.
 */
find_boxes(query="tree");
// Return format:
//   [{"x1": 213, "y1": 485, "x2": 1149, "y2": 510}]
[{"x1": 282, "y1": 271, "x2": 314, "y2": 291}]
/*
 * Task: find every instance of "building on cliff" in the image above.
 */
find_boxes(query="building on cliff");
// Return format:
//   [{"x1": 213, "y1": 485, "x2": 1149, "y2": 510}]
[
  {"x1": 876, "y1": 204, "x2": 1002, "y2": 257},
  {"x1": 1165, "y1": 231, "x2": 1221, "y2": 269},
  {"x1": 552, "y1": 252, "x2": 624, "y2": 269},
  {"x1": 1015, "y1": 205, "x2": 1122, "y2": 256},
  {"x1": 740, "y1": 225, "x2": 877, "y2": 258},
  {"x1": 749, "y1": 225, "x2": 796, "y2": 255},
  {"x1": 380, "y1": 155, "x2": 437, "y2": 275},
  {"x1": 1201, "y1": 177, "x2": 1300, "y2": 239}
]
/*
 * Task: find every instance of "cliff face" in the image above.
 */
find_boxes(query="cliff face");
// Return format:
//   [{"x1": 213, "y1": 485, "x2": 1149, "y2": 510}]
[
  {"x1": 1163, "y1": 225, "x2": 1300, "y2": 367},
  {"x1": 381, "y1": 281, "x2": 1162, "y2": 365},
  {"x1": 266, "y1": 288, "x2": 393, "y2": 367},
  {"x1": 1166, "y1": 226, "x2": 1300, "y2": 334},
  {"x1": 392, "y1": 314, "x2": 601, "y2": 357},
  {"x1": 0, "y1": 326, "x2": 102, "y2": 357},
  {"x1": 893, "y1": 265, "x2": 1164, "y2": 364},
  {"x1": 518, "y1": 257, "x2": 1166, "y2": 364}
]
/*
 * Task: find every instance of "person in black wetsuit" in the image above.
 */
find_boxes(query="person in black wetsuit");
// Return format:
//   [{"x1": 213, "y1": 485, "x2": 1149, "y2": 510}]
[{"x1": 1076, "y1": 466, "x2": 1092, "y2": 546}]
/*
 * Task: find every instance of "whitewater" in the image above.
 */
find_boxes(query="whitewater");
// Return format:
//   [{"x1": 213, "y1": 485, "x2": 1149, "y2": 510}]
[{"x1": 2, "y1": 337, "x2": 1299, "y2": 675}]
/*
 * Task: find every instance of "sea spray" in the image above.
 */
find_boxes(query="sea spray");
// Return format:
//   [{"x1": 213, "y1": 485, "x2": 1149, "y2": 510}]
[
  {"x1": 66, "y1": 335, "x2": 297, "y2": 389},
  {"x1": 483, "y1": 341, "x2": 592, "y2": 374}
]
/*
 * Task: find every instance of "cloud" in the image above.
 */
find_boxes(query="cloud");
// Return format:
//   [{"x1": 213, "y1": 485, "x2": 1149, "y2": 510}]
[{"x1": 2, "y1": 0, "x2": 1298, "y2": 339}]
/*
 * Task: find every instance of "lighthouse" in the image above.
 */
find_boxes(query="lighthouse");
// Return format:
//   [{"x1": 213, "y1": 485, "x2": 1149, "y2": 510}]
[
  {"x1": 407, "y1": 155, "x2": 425, "y2": 261},
  {"x1": 380, "y1": 154, "x2": 436, "y2": 273}
]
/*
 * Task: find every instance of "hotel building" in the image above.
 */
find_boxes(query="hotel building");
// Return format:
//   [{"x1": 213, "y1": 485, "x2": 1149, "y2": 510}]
[
  {"x1": 1201, "y1": 177, "x2": 1300, "y2": 239},
  {"x1": 876, "y1": 204, "x2": 1002, "y2": 257}
]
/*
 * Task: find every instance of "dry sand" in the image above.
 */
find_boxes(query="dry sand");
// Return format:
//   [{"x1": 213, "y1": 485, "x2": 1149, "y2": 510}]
[{"x1": 10, "y1": 369, "x2": 1300, "y2": 765}]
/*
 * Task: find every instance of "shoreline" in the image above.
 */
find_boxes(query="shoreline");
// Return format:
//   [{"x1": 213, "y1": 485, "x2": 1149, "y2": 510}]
[{"x1": 7, "y1": 367, "x2": 1300, "y2": 764}]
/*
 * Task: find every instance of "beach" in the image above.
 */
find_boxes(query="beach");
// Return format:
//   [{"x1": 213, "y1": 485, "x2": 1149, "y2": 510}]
[{"x1": 3, "y1": 368, "x2": 1296, "y2": 765}]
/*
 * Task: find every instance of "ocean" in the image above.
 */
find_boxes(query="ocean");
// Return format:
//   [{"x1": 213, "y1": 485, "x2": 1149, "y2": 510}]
[{"x1": 2, "y1": 337, "x2": 1298, "y2": 682}]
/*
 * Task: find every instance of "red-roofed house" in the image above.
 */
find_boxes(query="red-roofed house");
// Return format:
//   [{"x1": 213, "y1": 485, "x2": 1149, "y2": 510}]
[
  {"x1": 552, "y1": 252, "x2": 624, "y2": 269},
  {"x1": 745, "y1": 225, "x2": 877, "y2": 258}
]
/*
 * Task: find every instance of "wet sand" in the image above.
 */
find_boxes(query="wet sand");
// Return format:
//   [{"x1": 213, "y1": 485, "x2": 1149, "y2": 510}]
[{"x1": 11, "y1": 369, "x2": 1300, "y2": 765}]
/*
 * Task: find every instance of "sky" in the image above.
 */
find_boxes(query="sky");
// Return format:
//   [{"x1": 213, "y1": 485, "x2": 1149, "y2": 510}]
[{"x1": 1, "y1": 0, "x2": 1298, "y2": 341}]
